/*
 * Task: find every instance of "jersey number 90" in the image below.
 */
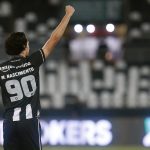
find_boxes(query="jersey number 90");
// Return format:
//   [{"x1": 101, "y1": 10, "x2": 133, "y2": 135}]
[
  {"x1": 5, "y1": 75, "x2": 37, "y2": 102},
  {"x1": 5, "y1": 75, "x2": 37, "y2": 121}
]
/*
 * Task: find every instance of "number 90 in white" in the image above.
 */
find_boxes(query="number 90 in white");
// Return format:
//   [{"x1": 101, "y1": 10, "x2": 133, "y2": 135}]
[{"x1": 5, "y1": 75, "x2": 37, "y2": 102}]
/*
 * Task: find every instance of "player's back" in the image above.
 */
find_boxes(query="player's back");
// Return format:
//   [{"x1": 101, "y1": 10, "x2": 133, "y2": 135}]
[{"x1": 0, "y1": 49, "x2": 45, "y2": 121}]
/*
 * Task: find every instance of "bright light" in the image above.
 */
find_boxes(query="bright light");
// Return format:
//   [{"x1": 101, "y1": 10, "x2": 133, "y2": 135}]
[
  {"x1": 106, "y1": 24, "x2": 115, "y2": 32},
  {"x1": 86, "y1": 24, "x2": 95, "y2": 33},
  {"x1": 74, "y1": 24, "x2": 83, "y2": 33},
  {"x1": 143, "y1": 133, "x2": 150, "y2": 147}
]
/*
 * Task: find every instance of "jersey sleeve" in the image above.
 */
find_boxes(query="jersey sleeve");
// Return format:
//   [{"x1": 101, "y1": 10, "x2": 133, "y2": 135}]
[{"x1": 28, "y1": 49, "x2": 46, "y2": 67}]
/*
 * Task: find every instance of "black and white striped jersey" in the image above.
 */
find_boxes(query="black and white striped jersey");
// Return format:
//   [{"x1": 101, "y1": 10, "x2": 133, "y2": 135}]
[{"x1": 0, "y1": 49, "x2": 45, "y2": 121}]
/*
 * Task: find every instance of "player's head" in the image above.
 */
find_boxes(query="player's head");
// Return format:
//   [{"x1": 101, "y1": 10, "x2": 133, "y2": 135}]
[{"x1": 5, "y1": 32, "x2": 29, "y2": 57}]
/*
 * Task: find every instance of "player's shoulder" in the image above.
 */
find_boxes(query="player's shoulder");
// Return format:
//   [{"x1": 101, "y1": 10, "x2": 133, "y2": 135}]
[
  {"x1": 0, "y1": 59, "x2": 9, "y2": 65},
  {"x1": 0, "y1": 59, "x2": 11, "y2": 74},
  {"x1": 0, "y1": 57, "x2": 25, "y2": 73},
  {"x1": 0, "y1": 59, "x2": 11, "y2": 68}
]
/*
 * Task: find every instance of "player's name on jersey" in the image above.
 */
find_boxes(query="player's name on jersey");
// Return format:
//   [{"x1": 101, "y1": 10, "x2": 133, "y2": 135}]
[
  {"x1": 1, "y1": 67, "x2": 34, "y2": 80},
  {"x1": 0, "y1": 62, "x2": 31, "y2": 72}
]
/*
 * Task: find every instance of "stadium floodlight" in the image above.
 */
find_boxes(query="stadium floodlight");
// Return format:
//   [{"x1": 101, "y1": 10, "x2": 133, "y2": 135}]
[
  {"x1": 143, "y1": 133, "x2": 150, "y2": 147},
  {"x1": 106, "y1": 23, "x2": 115, "y2": 33},
  {"x1": 86, "y1": 24, "x2": 95, "y2": 33},
  {"x1": 74, "y1": 24, "x2": 83, "y2": 33}
]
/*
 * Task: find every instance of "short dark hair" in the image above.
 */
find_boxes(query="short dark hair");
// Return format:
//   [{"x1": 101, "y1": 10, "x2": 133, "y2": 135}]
[{"x1": 5, "y1": 32, "x2": 28, "y2": 55}]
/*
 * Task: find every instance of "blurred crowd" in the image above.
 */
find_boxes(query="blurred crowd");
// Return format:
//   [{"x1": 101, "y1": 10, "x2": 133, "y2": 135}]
[{"x1": 0, "y1": 0, "x2": 150, "y2": 110}]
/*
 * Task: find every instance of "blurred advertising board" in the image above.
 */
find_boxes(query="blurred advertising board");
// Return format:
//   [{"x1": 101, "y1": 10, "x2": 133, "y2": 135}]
[{"x1": 0, "y1": 117, "x2": 149, "y2": 146}]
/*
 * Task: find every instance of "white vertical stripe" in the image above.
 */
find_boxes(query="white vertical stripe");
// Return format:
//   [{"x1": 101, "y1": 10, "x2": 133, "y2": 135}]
[
  {"x1": 38, "y1": 119, "x2": 42, "y2": 150},
  {"x1": 37, "y1": 110, "x2": 40, "y2": 117},
  {"x1": 26, "y1": 104, "x2": 33, "y2": 119},
  {"x1": 40, "y1": 50, "x2": 45, "y2": 62},
  {"x1": 13, "y1": 107, "x2": 21, "y2": 121}
]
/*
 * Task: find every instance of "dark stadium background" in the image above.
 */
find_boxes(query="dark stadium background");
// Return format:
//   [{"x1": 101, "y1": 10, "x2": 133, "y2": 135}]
[{"x1": 0, "y1": 0, "x2": 150, "y2": 150}]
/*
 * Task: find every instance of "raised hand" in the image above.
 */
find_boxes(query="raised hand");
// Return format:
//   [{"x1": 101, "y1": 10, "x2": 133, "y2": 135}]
[{"x1": 65, "y1": 5, "x2": 75, "y2": 17}]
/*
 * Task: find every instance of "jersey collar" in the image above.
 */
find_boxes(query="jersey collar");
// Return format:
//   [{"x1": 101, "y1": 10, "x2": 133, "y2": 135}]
[{"x1": 10, "y1": 55, "x2": 25, "y2": 62}]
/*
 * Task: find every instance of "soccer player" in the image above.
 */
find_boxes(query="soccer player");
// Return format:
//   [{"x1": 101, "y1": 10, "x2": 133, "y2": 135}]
[{"x1": 0, "y1": 5, "x2": 75, "y2": 150}]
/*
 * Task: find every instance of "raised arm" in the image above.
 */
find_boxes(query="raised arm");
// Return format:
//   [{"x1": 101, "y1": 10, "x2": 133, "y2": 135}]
[{"x1": 42, "y1": 5, "x2": 75, "y2": 58}]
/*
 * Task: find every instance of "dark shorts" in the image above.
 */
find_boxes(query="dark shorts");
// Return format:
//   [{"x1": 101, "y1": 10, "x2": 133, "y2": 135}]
[{"x1": 3, "y1": 118, "x2": 42, "y2": 150}]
